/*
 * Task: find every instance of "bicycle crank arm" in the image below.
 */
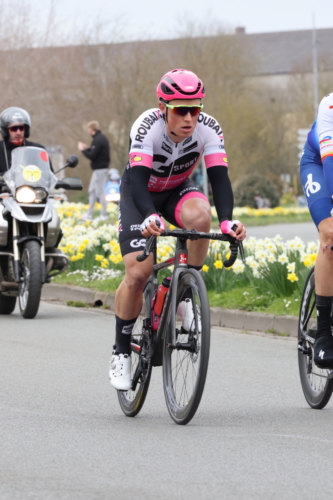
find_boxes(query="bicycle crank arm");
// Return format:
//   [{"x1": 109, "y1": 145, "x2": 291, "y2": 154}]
[
  {"x1": 298, "y1": 343, "x2": 312, "y2": 355},
  {"x1": 131, "y1": 363, "x2": 142, "y2": 391}
]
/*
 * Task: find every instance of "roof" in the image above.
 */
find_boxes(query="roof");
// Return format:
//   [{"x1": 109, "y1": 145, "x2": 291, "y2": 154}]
[{"x1": 242, "y1": 28, "x2": 333, "y2": 75}]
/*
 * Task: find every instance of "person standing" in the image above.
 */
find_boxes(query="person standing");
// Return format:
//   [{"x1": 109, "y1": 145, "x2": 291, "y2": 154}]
[{"x1": 78, "y1": 120, "x2": 110, "y2": 221}]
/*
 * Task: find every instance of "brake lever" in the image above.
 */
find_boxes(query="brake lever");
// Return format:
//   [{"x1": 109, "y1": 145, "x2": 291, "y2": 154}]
[
  {"x1": 136, "y1": 234, "x2": 156, "y2": 262},
  {"x1": 238, "y1": 240, "x2": 245, "y2": 263},
  {"x1": 231, "y1": 223, "x2": 245, "y2": 263}
]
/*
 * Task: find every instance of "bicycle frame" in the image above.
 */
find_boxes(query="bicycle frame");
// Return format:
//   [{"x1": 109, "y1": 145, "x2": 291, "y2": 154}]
[
  {"x1": 131, "y1": 229, "x2": 245, "y2": 362},
  {"x1": 130, "y1": 233, "x2": 190, "y2": 363}
]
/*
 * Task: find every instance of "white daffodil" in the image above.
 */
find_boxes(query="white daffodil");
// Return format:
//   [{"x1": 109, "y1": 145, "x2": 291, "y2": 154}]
[
  {"x1": 232, "y1": 260, "x2": 245, "y2": 274},
  {"x1": 287, "y1": 262, "x2": 296, "y2": 273},
  {"x1": 278, "y1": 253, "x2": 288, "y2": 264}
]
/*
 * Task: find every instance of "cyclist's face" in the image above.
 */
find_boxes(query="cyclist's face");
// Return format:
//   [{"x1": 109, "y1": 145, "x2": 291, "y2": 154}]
[{"x1": 159, "y1": 99, "x2": 201, "y2": 141}]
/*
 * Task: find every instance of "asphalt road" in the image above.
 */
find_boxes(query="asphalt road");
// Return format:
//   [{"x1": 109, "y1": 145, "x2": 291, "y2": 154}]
[
  {"x1": 1, "y1": 302, "x2": 333, "y2": 499},
  {"x1": 248, "y1": 221, "x2": 318, "y2": 242}
]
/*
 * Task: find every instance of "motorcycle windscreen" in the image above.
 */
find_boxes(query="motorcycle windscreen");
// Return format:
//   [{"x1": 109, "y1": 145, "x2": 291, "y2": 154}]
[{"x1": 4, "y1": 146, "x2": 58, "y2": 194}]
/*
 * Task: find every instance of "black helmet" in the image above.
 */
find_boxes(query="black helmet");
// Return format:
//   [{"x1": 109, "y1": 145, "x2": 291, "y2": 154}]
[{"x1": 0, "y1": 107, "x2": 31, "y2": 140}]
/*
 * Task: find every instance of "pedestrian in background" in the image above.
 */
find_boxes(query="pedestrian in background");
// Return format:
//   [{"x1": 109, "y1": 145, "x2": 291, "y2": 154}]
[{"x1": 78, "y1": 120, "x2": 110, "y2": 221}]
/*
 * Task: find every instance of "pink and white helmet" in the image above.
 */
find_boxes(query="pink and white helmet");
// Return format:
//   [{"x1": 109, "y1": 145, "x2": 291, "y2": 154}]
[{"x1": 156, "y1": 69, "x2": 205, "y2": 102}]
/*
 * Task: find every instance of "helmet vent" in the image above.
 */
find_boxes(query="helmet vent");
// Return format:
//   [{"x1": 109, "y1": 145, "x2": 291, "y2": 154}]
[
  {"x1": 171, "y1": 81, "x2": 202, "y2": 96},
  {"x1": 161, "y1": 82, "x2": 175, "y2": 95}
]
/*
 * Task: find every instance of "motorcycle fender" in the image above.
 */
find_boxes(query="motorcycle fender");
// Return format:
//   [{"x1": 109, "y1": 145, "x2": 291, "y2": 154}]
[
  {"x1": 2, "y1": 198, "x2": 28, "y2": 221},
  {"x1": 2, "y1": 199, "x2": 53, "y2": 223},
  {"x1": 0, "y1": 205, "x2": 8, "y2": 246},
  {"x1": 45, "y1": 206, "x2": 60, "y2": 247}
]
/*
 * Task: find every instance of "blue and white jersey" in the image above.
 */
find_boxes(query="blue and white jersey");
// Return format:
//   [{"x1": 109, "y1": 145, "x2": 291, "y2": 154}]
[{"x1": 307, "y1": 92, "x2": 333, "y2": 161}]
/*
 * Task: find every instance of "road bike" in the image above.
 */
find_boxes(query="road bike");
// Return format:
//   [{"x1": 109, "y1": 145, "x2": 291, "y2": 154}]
[
  {"x1": 298, "y1": 267, "x2": 333, "y2": 408},
  {"x1": 117, "y1": 228, "x2": 244, "y2": 425}
]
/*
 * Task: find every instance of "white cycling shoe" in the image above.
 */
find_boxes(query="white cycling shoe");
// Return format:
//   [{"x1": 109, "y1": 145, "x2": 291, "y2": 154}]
[
  {"x1": 177, "y1": 298, "x2": 202, "y2": 332},
  {"x1": 109, "y1": 353, "x2": 132, "y2": 391}
]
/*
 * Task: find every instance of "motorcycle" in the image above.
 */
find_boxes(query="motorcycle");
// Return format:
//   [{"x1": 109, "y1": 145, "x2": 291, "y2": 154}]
[{"x1": 0, "y1": 146, "x2": 83, "y2": 319}]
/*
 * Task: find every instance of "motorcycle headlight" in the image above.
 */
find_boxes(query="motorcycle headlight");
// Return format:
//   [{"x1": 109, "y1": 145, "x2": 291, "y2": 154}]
[
  {"x1": 16, "y1": 187, "x2": 47, "y2": 204},
  {"x1": 16, "y1": 186, "x2": 36, "y2": 203},
  {"x1": 34, "y1": 189, "x2": 47, "y2": 203}
]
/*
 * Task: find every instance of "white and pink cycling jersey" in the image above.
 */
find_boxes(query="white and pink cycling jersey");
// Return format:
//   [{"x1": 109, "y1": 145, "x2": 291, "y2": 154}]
[{"x1": 128, "y1": 108, "x2": 228, "y2": 192}]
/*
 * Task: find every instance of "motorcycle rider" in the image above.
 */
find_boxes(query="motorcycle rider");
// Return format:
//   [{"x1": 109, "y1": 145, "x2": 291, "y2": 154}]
[{"x1": 0, "y1": 107, "x2": 50, "y2": 174}]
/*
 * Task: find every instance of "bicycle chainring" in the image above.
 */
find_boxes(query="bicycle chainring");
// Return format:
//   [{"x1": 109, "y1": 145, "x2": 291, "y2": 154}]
[{"x1": 140, "y1": 328, "x2": 152, "y2": 385}]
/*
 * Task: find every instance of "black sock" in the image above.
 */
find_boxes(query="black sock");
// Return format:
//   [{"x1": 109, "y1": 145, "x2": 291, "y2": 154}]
[
  {"x1": 188, "y1": 265, "x2": 202, "y2": 271},
  {"x1": 115, "y1": 315, "x2": 137, "y2": 355},
  {"x1": 316, "y1": 295, "x2": 333, "y2": 338}
]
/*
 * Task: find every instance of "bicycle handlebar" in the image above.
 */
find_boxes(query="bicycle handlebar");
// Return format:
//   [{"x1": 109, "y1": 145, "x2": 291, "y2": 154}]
[
  {"x1": 136, "y1": 229, "x2": 245, "y2": 267},
  {"x1": 136, "y1": 235, "x2": 157, "y2": 262}
]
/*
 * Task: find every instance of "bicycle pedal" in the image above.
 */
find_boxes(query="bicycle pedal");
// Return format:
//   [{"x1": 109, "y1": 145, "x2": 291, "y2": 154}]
[{"x1": 298, "y1": 343, "x2": 311, "y2": 355}]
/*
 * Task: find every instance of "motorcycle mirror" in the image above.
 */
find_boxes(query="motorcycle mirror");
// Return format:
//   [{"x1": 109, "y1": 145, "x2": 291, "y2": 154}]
[
  {"x1": 66, "y1": 155, "x2": 79, "y2": 168},
  {"x1": 54, "y1": 154, "x2": 79, "y2": 174}
]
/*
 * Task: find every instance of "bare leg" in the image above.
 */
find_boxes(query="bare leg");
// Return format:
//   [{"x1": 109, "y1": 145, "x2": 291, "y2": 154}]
[
  {"x1": 315, "y1": 218, "x2": 333, "y2": 295},
  {"x1": 115, "y1": 252, "x2": 153, "y2": 320},
  {"x1": 179, "y1": 198, "x2": 212, "y2": 266}
]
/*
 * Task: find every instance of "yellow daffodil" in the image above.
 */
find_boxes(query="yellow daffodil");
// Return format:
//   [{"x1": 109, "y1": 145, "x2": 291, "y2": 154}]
[{"x1": 287, "y1": 272, "x2": 298, "y2": 282}]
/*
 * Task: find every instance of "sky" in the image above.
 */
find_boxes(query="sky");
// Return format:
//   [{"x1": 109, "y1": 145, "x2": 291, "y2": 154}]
[{"x1": 33, "y1": 0, "x2": 333, "y2": 43}]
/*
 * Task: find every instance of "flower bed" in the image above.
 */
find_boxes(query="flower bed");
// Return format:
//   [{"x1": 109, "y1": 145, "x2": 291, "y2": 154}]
[{"x1": 56, "y1": 203, "x2": 318, "y2": 308}]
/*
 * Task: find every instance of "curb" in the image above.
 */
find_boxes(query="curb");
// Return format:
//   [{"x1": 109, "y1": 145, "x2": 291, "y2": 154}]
[{"x1": 41, "y1": 283, "x2": 298, "y2": 338}]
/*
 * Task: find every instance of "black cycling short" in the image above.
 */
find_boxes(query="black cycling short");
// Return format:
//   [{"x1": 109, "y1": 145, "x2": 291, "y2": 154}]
[{"x1": 118, "y1": 174, "x2": 209, "y2": 256}]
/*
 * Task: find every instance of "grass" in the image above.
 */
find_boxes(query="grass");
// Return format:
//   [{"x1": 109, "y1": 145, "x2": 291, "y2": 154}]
[
  {"x1": 208, "y1": 286, "x2": 300, "y2": 316},
  {"x1": 265, "y1": 328, "x2": 290, "y2": 337},
  {"x1": 211, "y1": 212, "x2": 311, "y2": 227},
  {"x1": 66, "y1": 300, "x2": 89, "y2": 308},
  {"x1": 53, "y1": 273, "x2": 123, "y2": 294},
  {"x1": 54, "y1": 273, "x2": 299, "y2": 317}
]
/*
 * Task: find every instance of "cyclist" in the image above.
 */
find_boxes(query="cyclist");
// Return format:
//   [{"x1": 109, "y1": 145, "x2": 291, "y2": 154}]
[
  {"x1": 110, "y1": 69, "x2": 246, "y2": 390},
  {"x1": 300, "y1": 92, "x2": 333, "y2": 368},
  {"x1": 0, "y1": 107, "x2": 49, "y2": 173}
]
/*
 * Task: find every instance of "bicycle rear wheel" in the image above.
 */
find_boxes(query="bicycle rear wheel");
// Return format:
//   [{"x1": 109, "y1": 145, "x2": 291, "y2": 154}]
[
  {"x1": 298, "y1": 268, "x2": 333, "y2": 409},
  {"x1": 163, "y1": 269, "x2": 210, "y2": 425},
  {"x1": 117, "y1": 282, "x2": 153, "y2": 417}
]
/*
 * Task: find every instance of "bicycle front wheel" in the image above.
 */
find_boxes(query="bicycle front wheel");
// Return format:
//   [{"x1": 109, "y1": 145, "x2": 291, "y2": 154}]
[
  {"x1": 298, "y1": 268, "x2": 333, "y2": 409},
  {"x1": 117, "y1": 283, "x2": 153, "y2": 417},
  {"x1": 163, "y1": 269, "x2": 210, "y2": 425}
]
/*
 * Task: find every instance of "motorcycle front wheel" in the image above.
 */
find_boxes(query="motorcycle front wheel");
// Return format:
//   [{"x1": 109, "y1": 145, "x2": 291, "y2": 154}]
[{"x1": 19, "y1": 240, "x2": 42, "y2": 319}]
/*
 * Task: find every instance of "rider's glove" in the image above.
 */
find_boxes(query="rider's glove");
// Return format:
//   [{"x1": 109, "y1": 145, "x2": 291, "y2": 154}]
[
  {"x1": 140, "y1": 214, "x2": 165, "y2": 232},
  {"x1": 220, "y1": 220, "x2": 240, "y2": 234}
]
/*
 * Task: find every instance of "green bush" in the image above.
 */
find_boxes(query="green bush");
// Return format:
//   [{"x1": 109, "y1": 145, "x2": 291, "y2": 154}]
[{"x1": 234, "y1": 174, "x2": 280, "y2": 208}]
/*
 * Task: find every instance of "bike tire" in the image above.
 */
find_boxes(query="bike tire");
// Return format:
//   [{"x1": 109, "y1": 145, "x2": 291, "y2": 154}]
[
  {"x1": 298, "y1": 268, "x2": 333, "y2": 409},
  {"x1": 163, "y1": 269, "x2": 210, "y2": 425},
  {"x1": 19, "y1": 240, "x2": 42, "y2": 319},
  {"x1": 117, "y1": 282, "x2": 153, "y2": 417},
  {"x1": 0, "y1": 293, "x2": 16, "y2": 314}
]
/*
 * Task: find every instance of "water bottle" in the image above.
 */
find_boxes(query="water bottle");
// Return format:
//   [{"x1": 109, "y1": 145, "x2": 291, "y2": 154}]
[{"x1": 152, "y1": 277, "x2": 171, "y2": 330}]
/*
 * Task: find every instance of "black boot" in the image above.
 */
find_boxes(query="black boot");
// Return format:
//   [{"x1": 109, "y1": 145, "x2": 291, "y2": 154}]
[{"x1": 314, "y1": 295, "x2": 333, "y2": 368}]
